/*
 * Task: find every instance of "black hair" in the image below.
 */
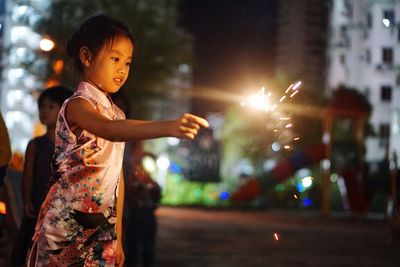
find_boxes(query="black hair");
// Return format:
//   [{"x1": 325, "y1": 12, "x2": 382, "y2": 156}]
[
  {"x1": 66, "y1": 14, "x2": 135, "y2": 74},
  {"x1": 38, "y1": 85, "x2": 73, "y2": 108}
]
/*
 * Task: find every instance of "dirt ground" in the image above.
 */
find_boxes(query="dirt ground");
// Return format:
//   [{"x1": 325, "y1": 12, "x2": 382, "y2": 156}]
[{"x1": 155, "y1": 207, "x2": 399, "y2": 267}]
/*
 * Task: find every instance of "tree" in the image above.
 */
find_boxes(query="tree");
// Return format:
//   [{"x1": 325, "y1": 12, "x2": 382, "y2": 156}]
[{"x1": 38, "y1": 0, "x2": 192, "y2": 118}]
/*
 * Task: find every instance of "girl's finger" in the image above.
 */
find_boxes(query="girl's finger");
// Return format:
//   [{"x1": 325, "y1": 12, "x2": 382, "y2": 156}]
[
  {"x1": 179, "y1": 126, "x2": 198, "y2": 136},
  {"x1": 181, "y1": 121, "x2": 200, "y2": 131},
  {"x1": 184, "y1": 113, "x2": 209, "y2": 128}
]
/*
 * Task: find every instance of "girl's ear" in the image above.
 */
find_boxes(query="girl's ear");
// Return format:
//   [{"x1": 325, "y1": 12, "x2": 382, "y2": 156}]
[{"x1": 79, "y1": 47, "x2": 92, "y2": 67}]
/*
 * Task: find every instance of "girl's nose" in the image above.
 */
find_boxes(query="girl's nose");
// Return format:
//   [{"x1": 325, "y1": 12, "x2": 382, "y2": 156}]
[{"x1": 119, "y1": 66, "x2": 126, "y2": 74}]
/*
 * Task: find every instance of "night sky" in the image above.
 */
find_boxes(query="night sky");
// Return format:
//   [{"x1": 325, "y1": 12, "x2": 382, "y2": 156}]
[{"x1": 179, "y1": 0, "x2": 278, "y2": 115}]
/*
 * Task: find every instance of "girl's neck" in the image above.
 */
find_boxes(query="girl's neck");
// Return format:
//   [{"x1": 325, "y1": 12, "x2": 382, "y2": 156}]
[{"x1": 86, "y1": 79, "x2": 108, "y2": 96}]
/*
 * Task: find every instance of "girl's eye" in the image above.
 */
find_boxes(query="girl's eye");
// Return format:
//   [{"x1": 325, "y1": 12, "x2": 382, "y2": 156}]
[
  {"x1": 126, "y1": 62, "x2": 131, "y2": 67},
  {"x1": 111, "y1": 57, "x2": 119, "y2": 62}
]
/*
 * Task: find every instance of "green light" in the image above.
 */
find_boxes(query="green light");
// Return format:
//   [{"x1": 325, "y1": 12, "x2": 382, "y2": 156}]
[{"x1": 275, "y1": 184, "x2": 285, "y2": 191}]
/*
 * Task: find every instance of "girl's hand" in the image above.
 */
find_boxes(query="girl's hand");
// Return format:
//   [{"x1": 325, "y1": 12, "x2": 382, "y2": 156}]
[
  {"x1": 24, "y1": 201, "x2": 36, "y2": 219},
  {"x1": 171, "y1": 113, "x2": 209, "y2": 139}
]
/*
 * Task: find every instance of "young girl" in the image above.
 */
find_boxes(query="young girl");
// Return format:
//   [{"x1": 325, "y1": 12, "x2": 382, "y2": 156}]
[{"x1": 28, "y1": 14, "x2": 208, "y2": 267}]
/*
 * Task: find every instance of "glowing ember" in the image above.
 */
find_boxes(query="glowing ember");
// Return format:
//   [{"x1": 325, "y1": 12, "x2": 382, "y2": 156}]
[
  {"x1": 0, "y1": 201, "x2": 6, "y2": 214},
  {"x1": 274, "y1": 233, "x2": 279, "y2": 241}
]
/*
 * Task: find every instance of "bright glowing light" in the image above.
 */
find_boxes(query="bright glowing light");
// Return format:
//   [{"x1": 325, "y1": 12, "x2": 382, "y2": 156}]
[
  {"x1": 273, "y1": 233, "x2": 279, "y2": 241},
  {"x1": 156, "y1": 155, "x2": 170, "y2": 170},
  {"x1": 285, "y1": 123, "x2": 292, "y2": 128},
  {"x1": 321, "y1": 159, "x2": 331, "y2": 170},
  {"x1": 166, "y1": 137, "x2": 180, "y2": 146},
  {"x1": 16, "y1": 47, "x2": 27, "y2": 57},
  {"x1": 383, "y1": 18, "x2": 391, "y2": 27},
  {"x1": 17, "y1": 5, "x2": 28, "y2": 15},
  {"x1": 302, "y1": 198, "x2": 312, "y2": 207},
  {"x1": 322, "y1": 132, "x2": 330, "y2": 144},
  {"x1": 0, "y1": 201, "x2": 6, "y2": 215},
  {"x1": 5, "y1": 111, "x2": 32, "y2": 133},
  {"x1": 169, "y1": 162, "x2": 181, "y2": 174},
  {"x1": 293, "y1": 194, "x2": 298, "y2": 199},
  {"x1": 6, "y1": 90, "x2": 25, "y2": 108},
  {"x1": 239, "y1": 80, "x2": 302, "y2": 150},
  {"x1": 9, "y1": 68, "x2": 25, "y2": 79},
  {"x1": 10, "y1": 26, "x2": 41, "y2": 48},
  {"x1": 263, "y1": 159, "x2": 277, "y2": 171},
  {"x1": 243, "y1": 87, "x2": 273, "y2": 112},
  {"x1": 302, "y1": 176, "x2": 313, "y2": 188},
  {"x1": 271, "y1": 142, "x2": 281, "y2": 152},
  {"x1": 179, "y1": 63, "x2": 190, "y2": 73},
  {"x1": 40, "y1": 38, "x2": 55, "y2": 51},
  {"x1": 292, "y1": 81, "x2": 302, "y2": 90},
  {"x1": 219, "y1": 191, "x2": 229, "y2": 200},
  {"x1": 142, "y1": 156, "x2": 156, "y2": 173},
  {"x1": 330, "y1": 173, "x2": 338, "y2": 183}
]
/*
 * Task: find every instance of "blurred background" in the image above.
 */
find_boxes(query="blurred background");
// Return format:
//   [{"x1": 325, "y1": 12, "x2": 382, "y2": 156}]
[{"x1": 0, "y1": 2, "x2": 399, "y2": 265}]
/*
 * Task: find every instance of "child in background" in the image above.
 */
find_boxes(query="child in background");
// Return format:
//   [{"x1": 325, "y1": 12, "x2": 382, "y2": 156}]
[
  {"x1": 10, "y1": 86, "x2": 72, "y2": 266},
  {"x1": 124, "y1": 142, "x2": 160, "y2": 267},
  {"x1": 28, "y1": 14, "x2": 208, "y2": 267}
]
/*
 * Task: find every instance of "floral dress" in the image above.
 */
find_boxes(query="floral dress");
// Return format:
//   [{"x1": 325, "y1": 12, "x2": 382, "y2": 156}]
[{"x1": 28, "y1": 82, "x2": 125, "y2": 266}]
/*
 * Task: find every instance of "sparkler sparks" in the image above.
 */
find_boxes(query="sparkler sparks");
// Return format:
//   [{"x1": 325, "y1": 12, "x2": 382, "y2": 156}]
[
  {"x1": 240, "y1": 81, "x2": 303, "y2": 150},
  {"x1": 242, "y1": 81, "x2": 302, "y2": 111},
  {"x1": 273, "y1": 233, "x2": 279, "y2": 241},
  {"x1": 240, "y1": 86, "x2": 276, "y2": 112}
]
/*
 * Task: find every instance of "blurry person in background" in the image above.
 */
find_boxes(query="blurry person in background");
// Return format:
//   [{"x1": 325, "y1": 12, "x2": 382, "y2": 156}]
[
  {"x1": 124, "y1": 141, "x2": 161, "y2": 267},
  {"x1": 10, "y1": 86, "x2": 72, "y2": 266}
]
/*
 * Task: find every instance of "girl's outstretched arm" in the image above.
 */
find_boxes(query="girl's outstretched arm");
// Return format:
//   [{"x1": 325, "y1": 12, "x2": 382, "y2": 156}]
[{"x1": 66, "y1": 98, "x2": 209, "y2": 141}]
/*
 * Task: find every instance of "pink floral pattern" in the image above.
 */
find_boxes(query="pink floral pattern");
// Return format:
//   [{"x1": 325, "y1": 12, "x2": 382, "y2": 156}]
[{"x1": 28, "y1": 82, "x2": 125, "y2": 266}]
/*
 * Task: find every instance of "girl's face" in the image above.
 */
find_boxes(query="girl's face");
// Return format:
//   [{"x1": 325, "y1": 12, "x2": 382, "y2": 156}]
[
  {"x1": 39, "y1": 98, "x2": 61, "y2": 127},
  {"x1": 84, "y1": 37, "x2": 134, "y2": 94}
]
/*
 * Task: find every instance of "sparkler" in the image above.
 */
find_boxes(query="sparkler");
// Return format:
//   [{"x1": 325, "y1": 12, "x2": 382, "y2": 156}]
[{"x1": 240, "y1": 81, "x2": 302, "y2": 150}]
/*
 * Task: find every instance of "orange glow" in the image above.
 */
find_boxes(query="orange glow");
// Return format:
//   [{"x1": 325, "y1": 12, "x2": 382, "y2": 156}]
[
  {"x1": 53, "y1": 59, "x2": 64, "y2": 74},
  {"x1": 9, "y1": 152, "x2": 24, "y2": 171},
  {"x1": 0, "y1": 201, "x2": 6, "y2": 214}
]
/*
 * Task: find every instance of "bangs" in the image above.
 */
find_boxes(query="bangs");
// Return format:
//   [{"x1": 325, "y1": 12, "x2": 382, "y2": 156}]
[{"x1": 103, "y1": 32, "x2": 134, "y2": 53}]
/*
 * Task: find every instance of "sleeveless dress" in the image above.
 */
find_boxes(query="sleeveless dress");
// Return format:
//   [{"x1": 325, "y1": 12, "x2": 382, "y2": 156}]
[{"x1": 28, "y1": 82, "x2": 125, "y2": 266}]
